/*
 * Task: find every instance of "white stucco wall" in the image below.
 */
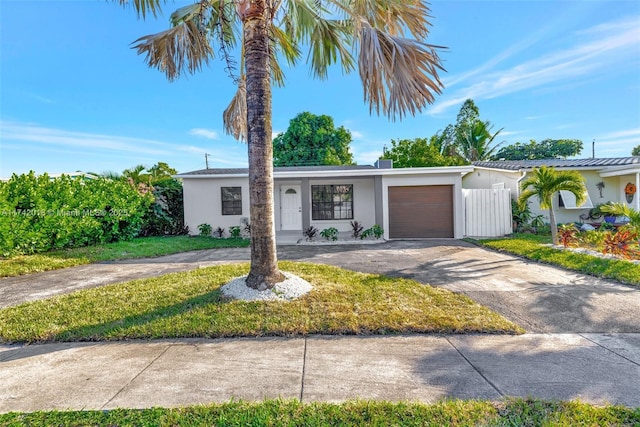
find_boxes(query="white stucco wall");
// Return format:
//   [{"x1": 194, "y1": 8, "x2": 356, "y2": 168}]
[
  {"x1": 306, "y1": 177, "x2": 376, "y2": 232},
  {"x1": 463, "y1": 168, "x2": 521, "y2": 194},
  {"x1": 382, "y1": 172, "x2": 466, "y2": 239},
  {"x1": 182, "y1": 177, "x2": 250, "y2": 235}
]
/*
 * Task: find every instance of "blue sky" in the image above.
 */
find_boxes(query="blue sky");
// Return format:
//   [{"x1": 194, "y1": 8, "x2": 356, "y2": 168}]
[{"x1": 1, "y1": 0, "x2": 639, "y2": 178}]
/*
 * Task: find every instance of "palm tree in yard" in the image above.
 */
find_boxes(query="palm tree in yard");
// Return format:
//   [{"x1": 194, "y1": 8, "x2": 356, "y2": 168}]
[
  {"x1": 518, "y1": 166, "x2": 587, "y2": 245},
  {"x1": 116, "y1": 0, "x2": 445, "y2": 290}
]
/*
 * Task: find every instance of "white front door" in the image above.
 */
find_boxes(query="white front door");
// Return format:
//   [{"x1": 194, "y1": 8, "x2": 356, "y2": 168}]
[{"x1": 281, "y1": 185, "x2": 302, "y2": 230}]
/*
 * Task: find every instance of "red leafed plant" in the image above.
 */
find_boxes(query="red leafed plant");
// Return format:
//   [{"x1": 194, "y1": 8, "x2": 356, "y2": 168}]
[
  {"x1": 602, "y1": 229, "x2": 640, "y2": 260},
  {"x1": 558, "y1": 224, "x2": 579, "y2": 248}
]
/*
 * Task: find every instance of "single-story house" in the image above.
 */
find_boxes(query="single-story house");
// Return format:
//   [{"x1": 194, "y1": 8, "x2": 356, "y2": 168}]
[
  {"x1": 176, "y1": 160, "x2": 474, "y2": 240},
  {"x1": 466, "y1": 157, "x2": 640, "y2": 224}
]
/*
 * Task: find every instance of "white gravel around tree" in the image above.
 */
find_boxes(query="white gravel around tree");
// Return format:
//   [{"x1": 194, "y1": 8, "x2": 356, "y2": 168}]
[{"x1": 220, "y1": 272, "x2": 313, "y2": 301}]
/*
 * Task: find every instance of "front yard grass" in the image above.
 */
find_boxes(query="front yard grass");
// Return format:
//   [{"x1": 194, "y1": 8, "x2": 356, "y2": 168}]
[
  {"x1": 0, "y1": 398, "x2": 637, "y2": 426},
  {"x1": 0, "y1": 236, "x2": 249, "y2": 278},
  {"x1": 0, "y1": 261, "x2": 522, "y2": 343},
  {"x1": 476, "y1": 234, "x2": 640, "y2": 287}
]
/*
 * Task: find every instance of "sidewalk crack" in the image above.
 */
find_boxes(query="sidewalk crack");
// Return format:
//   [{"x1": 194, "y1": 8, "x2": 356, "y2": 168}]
[
  {"x1": 579, "y1": 334, "x2": 640, "y2": 367},
  {"x1": 100, "y1": 344, "x2": 172, "y2": 410},
  {"x1": 299, "y1": 338, "x2": 308, "y2": 403},
  {"x1": 445, "y1": 336, "x2": 504, "y2": 397}
]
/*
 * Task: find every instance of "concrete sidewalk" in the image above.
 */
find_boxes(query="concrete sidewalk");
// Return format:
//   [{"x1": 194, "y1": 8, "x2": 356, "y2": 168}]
[{"x1": 1, "y1": 334, "x2": 639, "y2": 413}]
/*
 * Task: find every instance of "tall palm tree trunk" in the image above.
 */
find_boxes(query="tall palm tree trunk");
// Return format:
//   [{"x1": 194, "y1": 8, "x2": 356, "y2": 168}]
[{"x1": 241, "y1": 0, "x2": 284, "y2": 290}]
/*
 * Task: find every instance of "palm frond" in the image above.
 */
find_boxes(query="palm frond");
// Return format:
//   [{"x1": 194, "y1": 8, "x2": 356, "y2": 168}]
[
  {"x1": 223, "y1": 76, "x2": 247, "y2": 141},
  {"x1": 132, "y1": 18, "x2": 214, "y2": 81},
  {"x1": 281, "y1": 0, "x2": 354, "y2": 78},
  {"x1": 348, "y1": 0, "x2": 433, "y2": 39},
  {"x1": 358, "y1": 25, "x2": 444, "y2": 119},
  {"x1": 117, "y1": 0, "x2": 164, "y2": 19}
]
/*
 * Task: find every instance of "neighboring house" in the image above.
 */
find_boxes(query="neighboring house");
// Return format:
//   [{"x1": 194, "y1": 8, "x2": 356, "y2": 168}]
[
  {"x1": 176, "y1": 161, "x2": 474, "y2": 239},
  {"x1": 466, "y1": 157, "x2": 640, "y2": 224}
]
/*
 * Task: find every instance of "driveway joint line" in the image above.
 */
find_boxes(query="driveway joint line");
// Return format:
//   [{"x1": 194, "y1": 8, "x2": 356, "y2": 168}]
[
  {"x1": 299, "y1": 338, "x2": 308, "y2": 402},
  {"x1": 578, "y1": 333, "x2": 640, "y2": 367},
  {"x1": 100, "y1": 344, "x2": 171, "y2": 410},
  {"x1": 444, "y1": 336, "x2": 504, "y2": 398}
]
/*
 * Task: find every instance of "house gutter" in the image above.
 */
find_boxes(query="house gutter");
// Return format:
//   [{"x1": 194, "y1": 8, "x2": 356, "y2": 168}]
[{"x1": 515, "y1": 170, "x2": 528, "y2": 199}]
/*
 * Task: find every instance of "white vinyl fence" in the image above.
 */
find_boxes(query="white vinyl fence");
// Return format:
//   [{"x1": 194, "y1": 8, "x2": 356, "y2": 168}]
[{"x1": 463, "y1": 188, "x2": 513, "y2": 237}]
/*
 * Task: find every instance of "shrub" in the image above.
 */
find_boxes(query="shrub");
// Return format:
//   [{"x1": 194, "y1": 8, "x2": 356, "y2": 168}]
[
  {"x1": 303, "y1": 226, "x2": 319, "y2": 241},
  {"x1": 0, "y1": 172, "x2": 152, "y2": 255},
  {"x1": 197, "y1": 223, "x2": 212, "y2": 237},
  {"x1": 602, "y1": 229, "x2": 639, "y2": 260},
  {"x1": 558, "y1": 224, "x2": 579, "y2": 248},
  {"x1": 138, "y1": 178, "x2": 186, "y2": 236},
  {"x1": 319, "y1": 227, "x2": 338, "y2": 241},
  {"x1": 350, "y1": 220, "x2": 364, "y2": 239},
  {"x1": 214, "y1": 227, "x2": 225, "y2": 238},
  {"x1": 361, "y1": 224, "x2": 384, "y2": 240},
  {"x1": 579, "y1": 230, "x2": 605, "y2": 249},
  {"x1": 229, "y1": 226, "x2": 241, "y2": 238}
]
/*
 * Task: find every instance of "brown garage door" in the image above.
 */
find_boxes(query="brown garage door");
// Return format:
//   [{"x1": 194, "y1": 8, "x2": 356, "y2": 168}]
[{"x1": 388, "y1": 185, "x2": 454, "y2": 238}]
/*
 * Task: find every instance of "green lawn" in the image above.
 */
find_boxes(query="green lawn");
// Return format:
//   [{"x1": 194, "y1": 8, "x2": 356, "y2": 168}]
[
  {"x1": 475, "y1": 234, "x2": 640, "y2": 287},
  {"x1": 0, "y1": 236, "x2": 249, "y2": 278},
  {"x1": 0, "y1": 261, "x2": 522, "y2": 343},
  {"x1": 1, "y1": 399, "x2": 637, "y2": 426}
]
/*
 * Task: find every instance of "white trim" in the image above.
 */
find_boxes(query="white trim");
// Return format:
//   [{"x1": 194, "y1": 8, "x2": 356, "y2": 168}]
[
  {"x1": 598, "y1": 167, "x2": 640, "y2": 178},
  {"x1": 559, "y1": 190, "x2": 593, "y2": 209}
]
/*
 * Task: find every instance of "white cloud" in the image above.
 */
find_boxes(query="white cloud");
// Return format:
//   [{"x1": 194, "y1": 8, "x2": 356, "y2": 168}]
[
  {"x1": 594, "y1": 127, "x2": 640, "y2": 155},
  {"x1": 429, "y1": 15, "x2": 640, "y2": 115},
  {"x1": 0, "y1": 120, "x2": 172, "y2": 156},
  {"x1": 189, "y1": 128, "x2": 219, "y2": 139},
  {"x1": 351, "y1": 130, "x2": 364, "y2": 139}
]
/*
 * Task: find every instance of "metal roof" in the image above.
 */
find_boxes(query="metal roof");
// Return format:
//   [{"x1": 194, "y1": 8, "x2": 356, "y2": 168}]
[{"x1": 472, "y1": 157, "x2": 640, "y2": 171}]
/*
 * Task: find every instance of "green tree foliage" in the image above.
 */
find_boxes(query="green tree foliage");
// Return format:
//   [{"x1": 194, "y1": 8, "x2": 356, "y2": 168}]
[
  {"x1": 493, "y1": 139, "x2": 583, "y2": 160},
  {"x1": 518, "y1": 166, "x2": 587, "y2": 245},
  {"x1": 380, "y1": 136, "x2": 466, "y2": 167},
  {"x1": 632, "y1": 145, "x2": 640, "y2": 156},
  {"x1": 148, "y1": 162, "x2": 178, "y2": 182},
  {"x1": 273, "y1": 112, "x2": 354, "y2": 166},
  {"x1": 121, "y1": 163, "x2": 185, "y2": 236},
  {"x1": 442, "y1": 99, "x2": 504, "y2": 162},
  {"x1": 0, "y1": 172, "x2": 153, "y2": 255}
]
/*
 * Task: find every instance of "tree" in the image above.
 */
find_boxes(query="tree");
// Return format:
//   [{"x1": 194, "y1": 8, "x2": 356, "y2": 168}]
[
  {"x1": 148, "y1": 162, "x2": 178, "y2": 183},
  {"x1": 273, "y1": 112, "x2": 354, "y2": 166},
  {"x1": 493, "y1": 139, "x2": 583, "y2": 160},
  {"x1": 518, "y1": 166, "x2": 587, "y2": 245},
  {"x1": 457, "y1": 119, "x2": 503, "y2": 162},
  {"x1": 118, "y1": 0, "x2": 445, "y2": 290},
  {"x1": 632, "y1": 145, "x2": 640, "y2": 156},
  {"x1": 380, "y1": 136, "x2": 466, "y2": 167},
  {"x1": 122, "y1": 164, "x2": 151, "y2": 186},
  {"x1": 441, "y1": 99, "x2": 503, "y2": 162}
]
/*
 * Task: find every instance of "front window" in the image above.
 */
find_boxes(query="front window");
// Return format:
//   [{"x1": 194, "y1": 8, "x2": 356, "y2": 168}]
[
  {"x1": 221, "y1": 187, "x2": 242, "y2": 215},
  {"x1": 311, "y1": 184, "x2": 353, "y2": 220}
]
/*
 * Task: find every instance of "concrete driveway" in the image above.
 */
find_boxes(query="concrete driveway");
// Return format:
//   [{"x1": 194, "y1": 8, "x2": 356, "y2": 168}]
[{"x1": 1, "y1": 240, "x2": 639, "y2": 333}]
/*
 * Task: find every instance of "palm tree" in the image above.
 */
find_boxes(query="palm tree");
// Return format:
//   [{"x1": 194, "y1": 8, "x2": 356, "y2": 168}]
[
  {"x1": 457, "y1": 120, "x2": 503, "y2": 162},
  {"x1": 117, "y1": 0, "x2": 445, "y2": 290},
  {"x1": 518, "y1": 166, "x2": 587, "y2": 245}
]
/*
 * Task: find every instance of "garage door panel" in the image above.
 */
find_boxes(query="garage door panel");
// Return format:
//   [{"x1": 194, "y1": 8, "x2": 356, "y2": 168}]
[{"x1": 389, "y1": 186, "x2": 453, "y2": 238}]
